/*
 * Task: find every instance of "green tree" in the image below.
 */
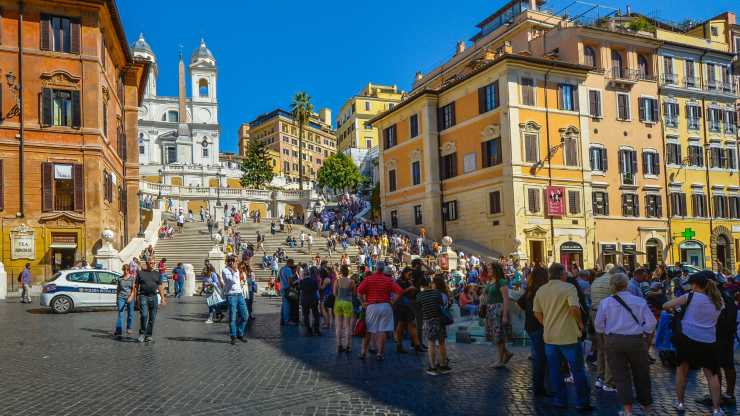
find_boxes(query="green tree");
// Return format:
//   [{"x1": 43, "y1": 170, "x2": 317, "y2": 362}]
[
  {"x1": 316, "y1": 152, "x2": 363, "y2": 194},
  {"x1": 290, "y1": 91, "x2": 314, "y2": 191},
  {"x1": 370, "y1": 183, "x2": 381, "y2": 220},
  {"x1": 239, "y1": 139, "x2": 274, "y2": 189}
]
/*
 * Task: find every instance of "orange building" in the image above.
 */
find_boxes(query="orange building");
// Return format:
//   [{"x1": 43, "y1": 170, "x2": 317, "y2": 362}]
[{"x1": 0, "y1": 0, "x2": 147, "y2": 283}]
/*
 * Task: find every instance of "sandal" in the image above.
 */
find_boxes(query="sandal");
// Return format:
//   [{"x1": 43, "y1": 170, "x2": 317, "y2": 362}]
[
  {"x1": 376, "y1": 354, "x2": 384, "y2": 361},
  {"x1": 358, "y1": 353, "x2": 367, "y2": 360}
]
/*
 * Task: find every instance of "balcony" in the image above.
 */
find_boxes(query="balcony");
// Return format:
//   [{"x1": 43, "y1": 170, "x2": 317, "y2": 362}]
[
  {"x1": 687, "y1": 118, "x2": 701, "y2": 130},
  {"x1": 660, "y1": 74, "x2": 678, "y2": 86},
  {"x1": 664, "y1": 117, "x2": 678, "y2": 128},
  {"x1": 621, "y1": 172, "x2": 637, "y2": 186}
]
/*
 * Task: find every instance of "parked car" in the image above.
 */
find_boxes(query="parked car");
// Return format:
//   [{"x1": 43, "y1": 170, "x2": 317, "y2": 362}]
[{"x1": 40, "y1": 269, "x2": 121, "y2": 314}]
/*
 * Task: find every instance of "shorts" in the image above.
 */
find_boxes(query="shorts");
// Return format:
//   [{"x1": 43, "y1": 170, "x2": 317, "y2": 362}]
[
  {"x1": 394, "y1": 303, "x2": 415, "y2": 323},
  {"x1": 676, "y1": 336, "x2": 720, "y2": 374},
  {"x1": 334, "y1": 300, "x2": 353, "y2": 318},
  {"x1": 423, "y1": 318, "x2": 447, "y2": 342},
  {"x1": 365, "y1": 303, "x2": 394, "y2": 333},
  {"x1": 323, "y1": 294, "x2": 335, "y2": 309},
  {"x1": 715, "y1": 339, "x2": 734, "y2": 367}
]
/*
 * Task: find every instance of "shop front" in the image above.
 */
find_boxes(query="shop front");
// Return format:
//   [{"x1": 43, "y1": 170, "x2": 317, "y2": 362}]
[
  {"x1": 559, "y1": 241, "x2": 584, "y2": 269},
  {"x1": 679, "y1": 240, "x2": 705, "y2": 268},
  {"x1": 49, "y1": 233, "x2": 78, "y2": 273}
]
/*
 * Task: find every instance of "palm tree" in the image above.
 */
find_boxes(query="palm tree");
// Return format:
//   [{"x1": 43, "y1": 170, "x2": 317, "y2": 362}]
[{"x1": 290, "y1": 92, "x2": 314, "y2": 191}]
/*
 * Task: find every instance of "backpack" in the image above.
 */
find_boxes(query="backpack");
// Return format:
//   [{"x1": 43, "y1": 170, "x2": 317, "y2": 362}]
[{"x1": 716, "y1": 290, "x2": 738, "y2": 340}]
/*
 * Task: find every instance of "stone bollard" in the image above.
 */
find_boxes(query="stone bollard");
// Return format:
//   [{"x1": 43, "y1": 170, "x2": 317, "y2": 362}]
[
  {"x1": 183, "y1": 264, "x2": 195, "y2": 297},
  {"x1": 0, "y1": 262, "x2": 7, "y2": 300}
]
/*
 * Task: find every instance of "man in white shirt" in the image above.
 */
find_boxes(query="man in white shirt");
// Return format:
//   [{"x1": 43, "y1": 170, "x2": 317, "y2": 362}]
[
  {"x1": 222, "y1": 256, "x2": 248, "y2": 345},
  {"x1": 300, "y1": 231, "x2": 306, "y2": 248},
  {"x1": 307, "y1": 234, "x2": 314, "y2": 253}
]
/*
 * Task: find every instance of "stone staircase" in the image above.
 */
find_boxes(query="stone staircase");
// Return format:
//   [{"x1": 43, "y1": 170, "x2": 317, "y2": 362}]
[{"x1": 153, "y1": 219, "x2": 216, "y2": 275}]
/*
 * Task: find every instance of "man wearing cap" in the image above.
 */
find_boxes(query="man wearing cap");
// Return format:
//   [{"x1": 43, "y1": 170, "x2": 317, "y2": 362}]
[{"x1": 357, "y1": 261, "x2": 403, "y2": 360}]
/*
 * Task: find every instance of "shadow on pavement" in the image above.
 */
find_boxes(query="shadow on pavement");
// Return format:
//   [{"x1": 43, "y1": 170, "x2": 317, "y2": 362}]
[{"x1": 166, "y1": 336, "x2": 231, "y2": 344}]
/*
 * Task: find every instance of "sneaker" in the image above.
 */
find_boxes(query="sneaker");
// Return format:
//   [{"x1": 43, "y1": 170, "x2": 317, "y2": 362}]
[
  {"x1": 695, "y1": 395, "x2": 713, "y2": 407},
  {"x1": 126, "y1": 329, "x2": 133, "y2": 335},
  {"x1": 437, "y1": 365, "x2": 452, "y2": 375},
  {"x1": 137, "y1": 335, "x2": 145, "y2": 343},
  {"x1": 674, "y1": 402, "x2": 685, "y2": 412},
  {"x1": 205, "y1": 319, "x2": 214, "y2": 324},
  {"x1": 425, "y1": 367, "x2": 439, "y2": 376},
  {"x1": 594, "y1": 378, "x2": 604, "y2": 389},
  {"x1": 602, "y1": 385, "x2": 617, "y2": 393},
  {"x1": 237, "y1": 336, "x2": 248, "y2": 343},
  {"x1": 565, "y1": 375, "x2": 575, "y2": 384},
  {"x1": 712, "y1": 410, "x2": 726, "y2": 416},
  {"x1": 230, "y1": 336, "x2": 237, "y2": 346},
  {"x1": 144, "y1": 337, "x2": 153, "y2": 343}
]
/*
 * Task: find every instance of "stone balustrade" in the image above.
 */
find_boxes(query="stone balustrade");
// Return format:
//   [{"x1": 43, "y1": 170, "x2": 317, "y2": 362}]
[{"x1": 139, "y1": 181, "x2": 317, "y2": 202}]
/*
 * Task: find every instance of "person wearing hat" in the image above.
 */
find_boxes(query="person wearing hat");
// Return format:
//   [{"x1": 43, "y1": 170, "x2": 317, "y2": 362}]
[
  {"x1": 663, "y1": 271, "x2": 725, "y2": 415},
  {"x1": 357, "y1": 261, "x2": 403, "y2": 360},
  {"x1": 222, "y1": 255, "x2": 248, "y2": 345}
]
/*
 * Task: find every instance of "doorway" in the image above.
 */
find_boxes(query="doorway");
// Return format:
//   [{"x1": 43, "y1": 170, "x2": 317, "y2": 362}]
[
  {"x1": 679, "y1": 241, "x2": 705, "y2": 268},
  {"x1": 51, "y1": 248, "x2": 76, "y2": 273},
  {"x1": 645, "y1": 238, "x2": 662, "y2": 271},
  {"x1": 529, "y1": 240, "x2": 544, "y2": 266},
  {"x1": 559, "y1": 241, "x2": 584, "y2": 270},
  {"x1": 716, "y1": 235, "x2": 730, "y2": 271}
]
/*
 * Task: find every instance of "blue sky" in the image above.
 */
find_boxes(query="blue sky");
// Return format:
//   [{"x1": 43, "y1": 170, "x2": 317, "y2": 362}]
[{"x1": 119, "y1": 0, "x2": 738, "y2": 153}]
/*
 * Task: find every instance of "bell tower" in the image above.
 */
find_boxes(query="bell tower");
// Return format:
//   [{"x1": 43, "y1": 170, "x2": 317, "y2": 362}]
[{"x1": 190, "y1": 38, "x2": 217, "y2": 105}]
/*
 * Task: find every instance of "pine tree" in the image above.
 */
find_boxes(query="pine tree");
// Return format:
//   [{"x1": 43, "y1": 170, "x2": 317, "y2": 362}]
[{"x1": 240, "y1": 140, "x2": 274, "y2": 189}]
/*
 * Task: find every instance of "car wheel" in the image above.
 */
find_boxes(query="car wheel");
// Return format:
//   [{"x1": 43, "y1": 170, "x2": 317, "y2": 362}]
[{"x1": 51, "y1": 295, "x2": 74, "y2": 314}]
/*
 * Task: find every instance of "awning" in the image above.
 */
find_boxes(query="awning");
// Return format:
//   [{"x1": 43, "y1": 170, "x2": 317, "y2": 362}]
[
  {"x1": 601, "y1": 250, "x2": 621, "y2": 256},
  {"x1": 622, "y1": 248, "x2": 645, "y2": 255},
  {"x1": 49, "y1": 243, "x2": 77, "y2": 249}
]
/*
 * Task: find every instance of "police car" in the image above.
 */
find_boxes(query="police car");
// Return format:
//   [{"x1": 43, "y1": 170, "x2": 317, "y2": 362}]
[{"x1": 40, "y1": 269, "x2": 121, "y2": 314}]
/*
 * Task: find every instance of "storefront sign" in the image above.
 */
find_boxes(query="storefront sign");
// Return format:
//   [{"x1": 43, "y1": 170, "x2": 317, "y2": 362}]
[
  {"x1": 11, "y1": 224, "x2": 35, "y2": 260},
  {"x1": 54, "y1": 164, "x2": 72, "y2": 179},
  {"x1": 560, "y1": 241, "x2": 583, "y2": 252},
  {"x1": 545, "y1": 186, "x2": 565, "y2": 217}
]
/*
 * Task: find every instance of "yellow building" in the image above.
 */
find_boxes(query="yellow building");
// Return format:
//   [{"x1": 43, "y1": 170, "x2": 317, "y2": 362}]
[
  {"x1": 336, "y1": 83, "x2": 404, "y2": 152},
  {"x1": 241, "y1": 108, "x2": 336, "y2": 184},
  {"x1": 236, "y1": 124, "x2": 281, "y2": 175}
]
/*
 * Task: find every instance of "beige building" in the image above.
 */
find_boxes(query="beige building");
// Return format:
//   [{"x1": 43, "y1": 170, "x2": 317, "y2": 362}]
[{"x1": 335, "y1": 83, "x2": 404, "y2": 152}]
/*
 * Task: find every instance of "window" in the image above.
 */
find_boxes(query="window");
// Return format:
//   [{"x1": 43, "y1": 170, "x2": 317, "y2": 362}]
[
  {"x1": 589, "y1": 146, "x2": 607, "y2": 172},
  {"x1": 685, "y1": 104, "x2": 701, "y2": 130},
  {"x1": 438, "y1": 102, "x2": 456, "y2": 130},
  {"x1": 692, "y1": 193, "x2": 707, "y2": 217},
  {"x1": 521, "y1": 78, "x2": 535, "y2": 106},
  {"x1": 388, "y1": 169, "x2": 397, "y2": 192},
  {"x1": 663, "y1": 56, "x2": 675, "y2": 83},
  {"x1": 670, "y1": 192, "x2": 687, "y2": 217},
  {"x1": 729, "y1": 196, "x2": 740, "y2": 219},
  {"x1": 707, "y1": 63, "x2": 717, "y2": 88},
  {"x1": 616, "y1": 93, "x2": 630, "y2": 120},
  {"x1": 642, "y1": 151, "x2": 660, "y2": 176},
  {"x1": 67, "y1": 272, "x2": 95, "y2": 283},
  {"x1": 711, "y1": 26, "x2": 718, "y2": 36},
  {"x1": 96, "y1": 271, "x2": 118, "y2": 285},
  {"x1": 558, "y1": 84, "x2": 576, "y2": 111},
  {"x1": 440, "y1": 153, "x2": 457, "y2": 180},
  {"x1": 40, "y1": 15, "x2": 80, "y2": 54},
  {"x1": 383, "y1": 124, "x2": 397, "y2": 148},
  {"x1": 103, "y1": 171, "x2": 112, "y2": 203},
  {"x1": 413, "y1": 205, "x2": 423, "y2": 225},
  {"x1": 390, "y1": 210, "x2": 398, "y2": 228},
  {"x1": 622, "y1": 193, "x2": 639, "y2": 217},
  {"x1": 611, "y1": 51, "x2": 624, "y2": 78},
  {"x1": 409, "y1": 114, "x2": 419, "y2": 138},
  {"x1": 527, "y1": 188, "x2": 541, "y2": 213},
  {"x1": 202, "y1": 145, "x2": 209, "y2": 158},
  {"x1": 663, "y1": 102, "x2": 679, "y2": 127},
  {"x1": 685, "y1": 60, "x2": 696, "y2": 87},
  {"x1": 638, "y1": 97, "x2": 659, "y2": 123},
  {"x1": 283, "y1": 161, "x2": 290, "y2": 172},
  {"x1": 563, "y1": 137, "x2": 579, "y2": 167},
  {"x1": 583, "y1": 47, "x2": 596, "y2": 68},
  {"x1": 412, "y1": 161, "x2": 421, "y2": 185},
  {"x1": 713, "y1": 195, "x2": 728, "y2": 218},
  {"x1": 138, "y1": 134, "x2": 145, "y2": 156},
  {"x1": 364, "y1": 101, "x2": 370, "y2": 111},
  {"x1": 523, "y1": 133, "x2": 539, "y2": 163},
  {"x1": 42, "y1": 163, "x2": 83, "y2": 212},
  {"x1": 619, "y1": 149, "x2": 638, "y2": 185},
  {"x1": 41, "y1": 89, "x2": 80, "y2": 128},
  {"x1": 165, "y1": 110, "x2": 179, "y2": 123},
  {"x1": 588, "y1": 90, "x2": 602, "y2": 118},
  {"x1": 482, "y1": 137, "x2": 502, "y2": 167},
  {"x1": 708, "y1": 108, "x2": 721, "y2": 132},
  {"x1": 568, "y1": 190, "x2": 581, "y2": 215},
  {"x1": 645, "y1": 194, "x2": 662, "y2": 218},
  {"x1": 443, "y1": 200, "x2": 458, "y2": 221},
  {"x1": 198, "y1": 79, "x2": 209, "y2": 97},
  {"x1": 366, "y1": 139, "x2": 372, "y2": 149},
  {"x1": 666, "y1": 142, "x2": 681, "y2": 165},
  {"x1": 637, "y1": 55, "x2": 649, "y2": 78},
  {"x1": 489, "y1": 191, "x2": 501, "y2": 214},
  {"x1": 688, "y1": 144, "x2": 704, "y2": 167},
  {"x1": 710, "y1": 146, "x2": 724, "y2": 169},
  {"x1": 723, "y1": 110, "x2": 737, "y2": 134},
  {"x1": 478, "y1": 81, "x2": 499, "y2": 113},
  {"x1": 592, "y1": 191, "x2": 609, "y2": 216},
  {"x1": 726, "y1": 148, "x2": 737, "y2": 170}
]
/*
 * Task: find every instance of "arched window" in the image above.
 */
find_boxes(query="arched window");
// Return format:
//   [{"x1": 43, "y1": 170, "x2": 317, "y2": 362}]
[
  {"x1": 611, "y1": 51, "x2": 624, "y2": 78},
  {"x1": 637, "y1": 54, "x2": 649, "y2": 78},
  {"x1": 164, "y1": 110, "x2": 178, "y2": 122},
  {"x1": 584, "y1": 46, "x2": 596, "y2": 68},
  {"x1": 198, "y1": 79, "x2": 209, "y2": 97}
]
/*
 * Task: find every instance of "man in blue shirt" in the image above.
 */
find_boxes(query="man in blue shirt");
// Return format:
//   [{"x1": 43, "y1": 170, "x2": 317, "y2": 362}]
[
  {"x1": 627, "y1": 268, "x2": 649, "y2": 298},
  {"x1": 172, "y1": 263, "x2": 186, "y2": 299},
  {"x1": 279, "y1": 259, "x2": 296, "y2": 325}
]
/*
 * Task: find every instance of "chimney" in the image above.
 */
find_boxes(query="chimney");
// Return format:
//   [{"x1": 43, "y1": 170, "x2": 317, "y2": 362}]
[
  {"x1": 415, "y1": 71, "x2": 423, "y2": 82},
  {"x1": 319, "y1": 108, "x2": 332, "y2": 126},
  {"x1": 455, "y1": 41, "x2": 466, "y2": 55},
  {"x1": 178, "y1": 51, "x2": 187, "y2": 122}
]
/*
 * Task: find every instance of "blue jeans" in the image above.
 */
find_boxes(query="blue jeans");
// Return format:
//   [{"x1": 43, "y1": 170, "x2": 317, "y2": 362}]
[
  {"x1": 528, "y1": 329, "x2": 547, "y2": 394},
  {"x1": 139, "y1": 294, "x2": 158, "y2": 337},
  {"x1": 115, "y1": 297, "x2": 135, "y2": 335},
  {"x1": 545, "y1": 342, "x2": 590, "y2": 408},
  {"x1": 227, "y1": 294, "x2": 248, "y2": 337},
  {"x1": 175, "y1": 280, "x2": 184, "y2": 298},
  {"x1": 281, "y1": 293, "x2": 291, "y2": 323},
  {"x1": 461, "y1": 304, "x2": 478, "y2": 316}
]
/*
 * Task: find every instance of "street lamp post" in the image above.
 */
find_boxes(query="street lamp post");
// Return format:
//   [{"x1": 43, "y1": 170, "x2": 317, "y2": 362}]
[
  {"x1": 136, "y1": 190, "x2": 145, "y2": 237},
  {"x1": 157, "y1": 168, "x2": 163, "y2": 200},
  {"x1": 216, "y1": 167, "x2": 222, "y2": 207}
]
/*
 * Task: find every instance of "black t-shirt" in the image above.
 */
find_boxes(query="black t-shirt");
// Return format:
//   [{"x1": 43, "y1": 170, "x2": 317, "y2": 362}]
[
  {"x1": 300, "y1": 277, "x2": 319, "y2": 304},
  {"x1": 411, "y1": 269, "x2": 427, "y2": 299},
  {"x1": 137, "y1": 270, "x2": 161, "y2": 296}
]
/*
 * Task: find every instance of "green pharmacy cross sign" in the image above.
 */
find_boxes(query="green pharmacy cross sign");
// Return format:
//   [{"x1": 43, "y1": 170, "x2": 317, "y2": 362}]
[{"x1": 681, "y1": 228, "x2": 696, "y2": 240}]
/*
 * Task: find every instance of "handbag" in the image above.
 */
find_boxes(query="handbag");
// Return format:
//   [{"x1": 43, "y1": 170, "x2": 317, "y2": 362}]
[
  {"x1": 440, "y1": 305, "x2": 454, "y2": 326},
  {"x1": 206, "y1": 287, "x2": 224, "y2": 307},
  {"x1": 670, "y1": 292, "x2": 694, "y2": 346},
  {"x1": 286, "y1": 286, "x2": 299, "y2": 302}
]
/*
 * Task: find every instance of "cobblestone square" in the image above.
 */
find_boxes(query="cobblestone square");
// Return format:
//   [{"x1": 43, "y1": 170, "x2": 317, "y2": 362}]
[{"x1": 0, "y1": 297, "x2": 737, "y2": 416}]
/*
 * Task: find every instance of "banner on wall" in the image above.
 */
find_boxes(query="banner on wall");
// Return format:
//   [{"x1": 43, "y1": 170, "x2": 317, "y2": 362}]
[{"x1": 545, "y1": 186, "x2": 565, "y2": 217}]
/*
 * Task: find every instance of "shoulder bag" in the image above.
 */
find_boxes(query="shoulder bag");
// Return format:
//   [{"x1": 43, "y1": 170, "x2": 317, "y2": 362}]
[{"x1": 670, "y1": 292, "x2": 694, "y2": 345}]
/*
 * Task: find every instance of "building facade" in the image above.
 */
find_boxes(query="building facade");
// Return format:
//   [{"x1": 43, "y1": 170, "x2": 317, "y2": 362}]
[
  {"x1": 336, "y1": 83, "x2": 404, "y2": 152},
  {"x1": 241, "y1": 108, "x2": 336, "y2": 187},
  {"x1": 0, "y1": 0, "x2": 147, "y2": 283}
]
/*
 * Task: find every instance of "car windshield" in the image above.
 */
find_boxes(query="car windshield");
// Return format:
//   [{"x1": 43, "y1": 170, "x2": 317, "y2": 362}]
[{"x1": 45, "y1": 272, "x2": 62, "y2": 283}]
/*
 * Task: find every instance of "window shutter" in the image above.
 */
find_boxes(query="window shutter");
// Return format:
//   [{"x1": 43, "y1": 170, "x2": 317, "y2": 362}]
[
  {"x1": 41, "y1": 88, "x2": 53, "y2": 126},
  {"x1": 589, "y1": 148, "x2": 595, "y2": 169},
  {"x1": 601, "y1": 149, "x2": 608, "y2": 171},
  {"x1": 592, "y1": 192, "x2": 598, "y2": 214},
  {"x1": 642, "y1": 152, "x2": 648, "y2": 173},
  {"x1": 42, "y1": 162, "x2": 53, "y2": 212},
  {"x1": 638, "y1": 98, "x2": 646, "y2": 121},
  {"x1": 662, "y1": 102, "x2": 668, "y2": 118},
  {"x1": 622, "y1": 194, "x2": 628, "y2": 216},
  {"x1": 493, "y1": 80, "x2": 500, "y2": 109},
  {"x1": 450, "y1": 102, "x2": 456, "y2": 126},
  {"x1": 618, "y1": 150, "x2": 624, "y2": 173},
  {"x1": 630, "y1": 151, "x2": 638, "y2": 174},
  {"x1": 653, "y1": 153, "x2": 660, "y2": 175},
  {"x1": 478, "y1": 86, "x2": 486, "y2": 114},
  {"x1": 604, "y1": 192, "x2": 609, "y2": 215},
  {"x1": 73, "y1": 164, "x2": 84, "y2": 212},
  {"x1": 656, "y1": 196, "x2": 662, "y2": 217},
  {"x1": 651, "y1": 100, "x2": 659, "y2": 122},
  {"x1": 557, "y1": 86, "x2": 564, "y2": 109},
  {"x1": 437, "y1": 107, "x2": 444, "y2": 131},
  {"x1": 71, "y1": 90, "x2": 81, "y2": 128},
  {"x1": 70, "y1": 19, "x2": 81, "y2": 54},
  {"x1": 0, "y1": 160, "x2": 3, "y2": 211},
  {"x1": 40, "y1": 15, "x2": 51, "y2": 50}
]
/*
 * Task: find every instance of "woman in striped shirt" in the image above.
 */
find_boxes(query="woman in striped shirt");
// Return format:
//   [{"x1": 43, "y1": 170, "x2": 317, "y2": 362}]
[{"x1": 418, "y1": 275, "x2": 452, "y2": 375}]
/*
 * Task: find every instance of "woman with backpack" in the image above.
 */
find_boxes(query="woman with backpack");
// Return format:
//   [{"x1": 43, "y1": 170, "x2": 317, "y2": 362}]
[
  {"x1": 663, "y1": 271, "x2": 725, "y2": 415},
  {"x1": 484, "y1": 262, "x2": 513, "y2": 368}
]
